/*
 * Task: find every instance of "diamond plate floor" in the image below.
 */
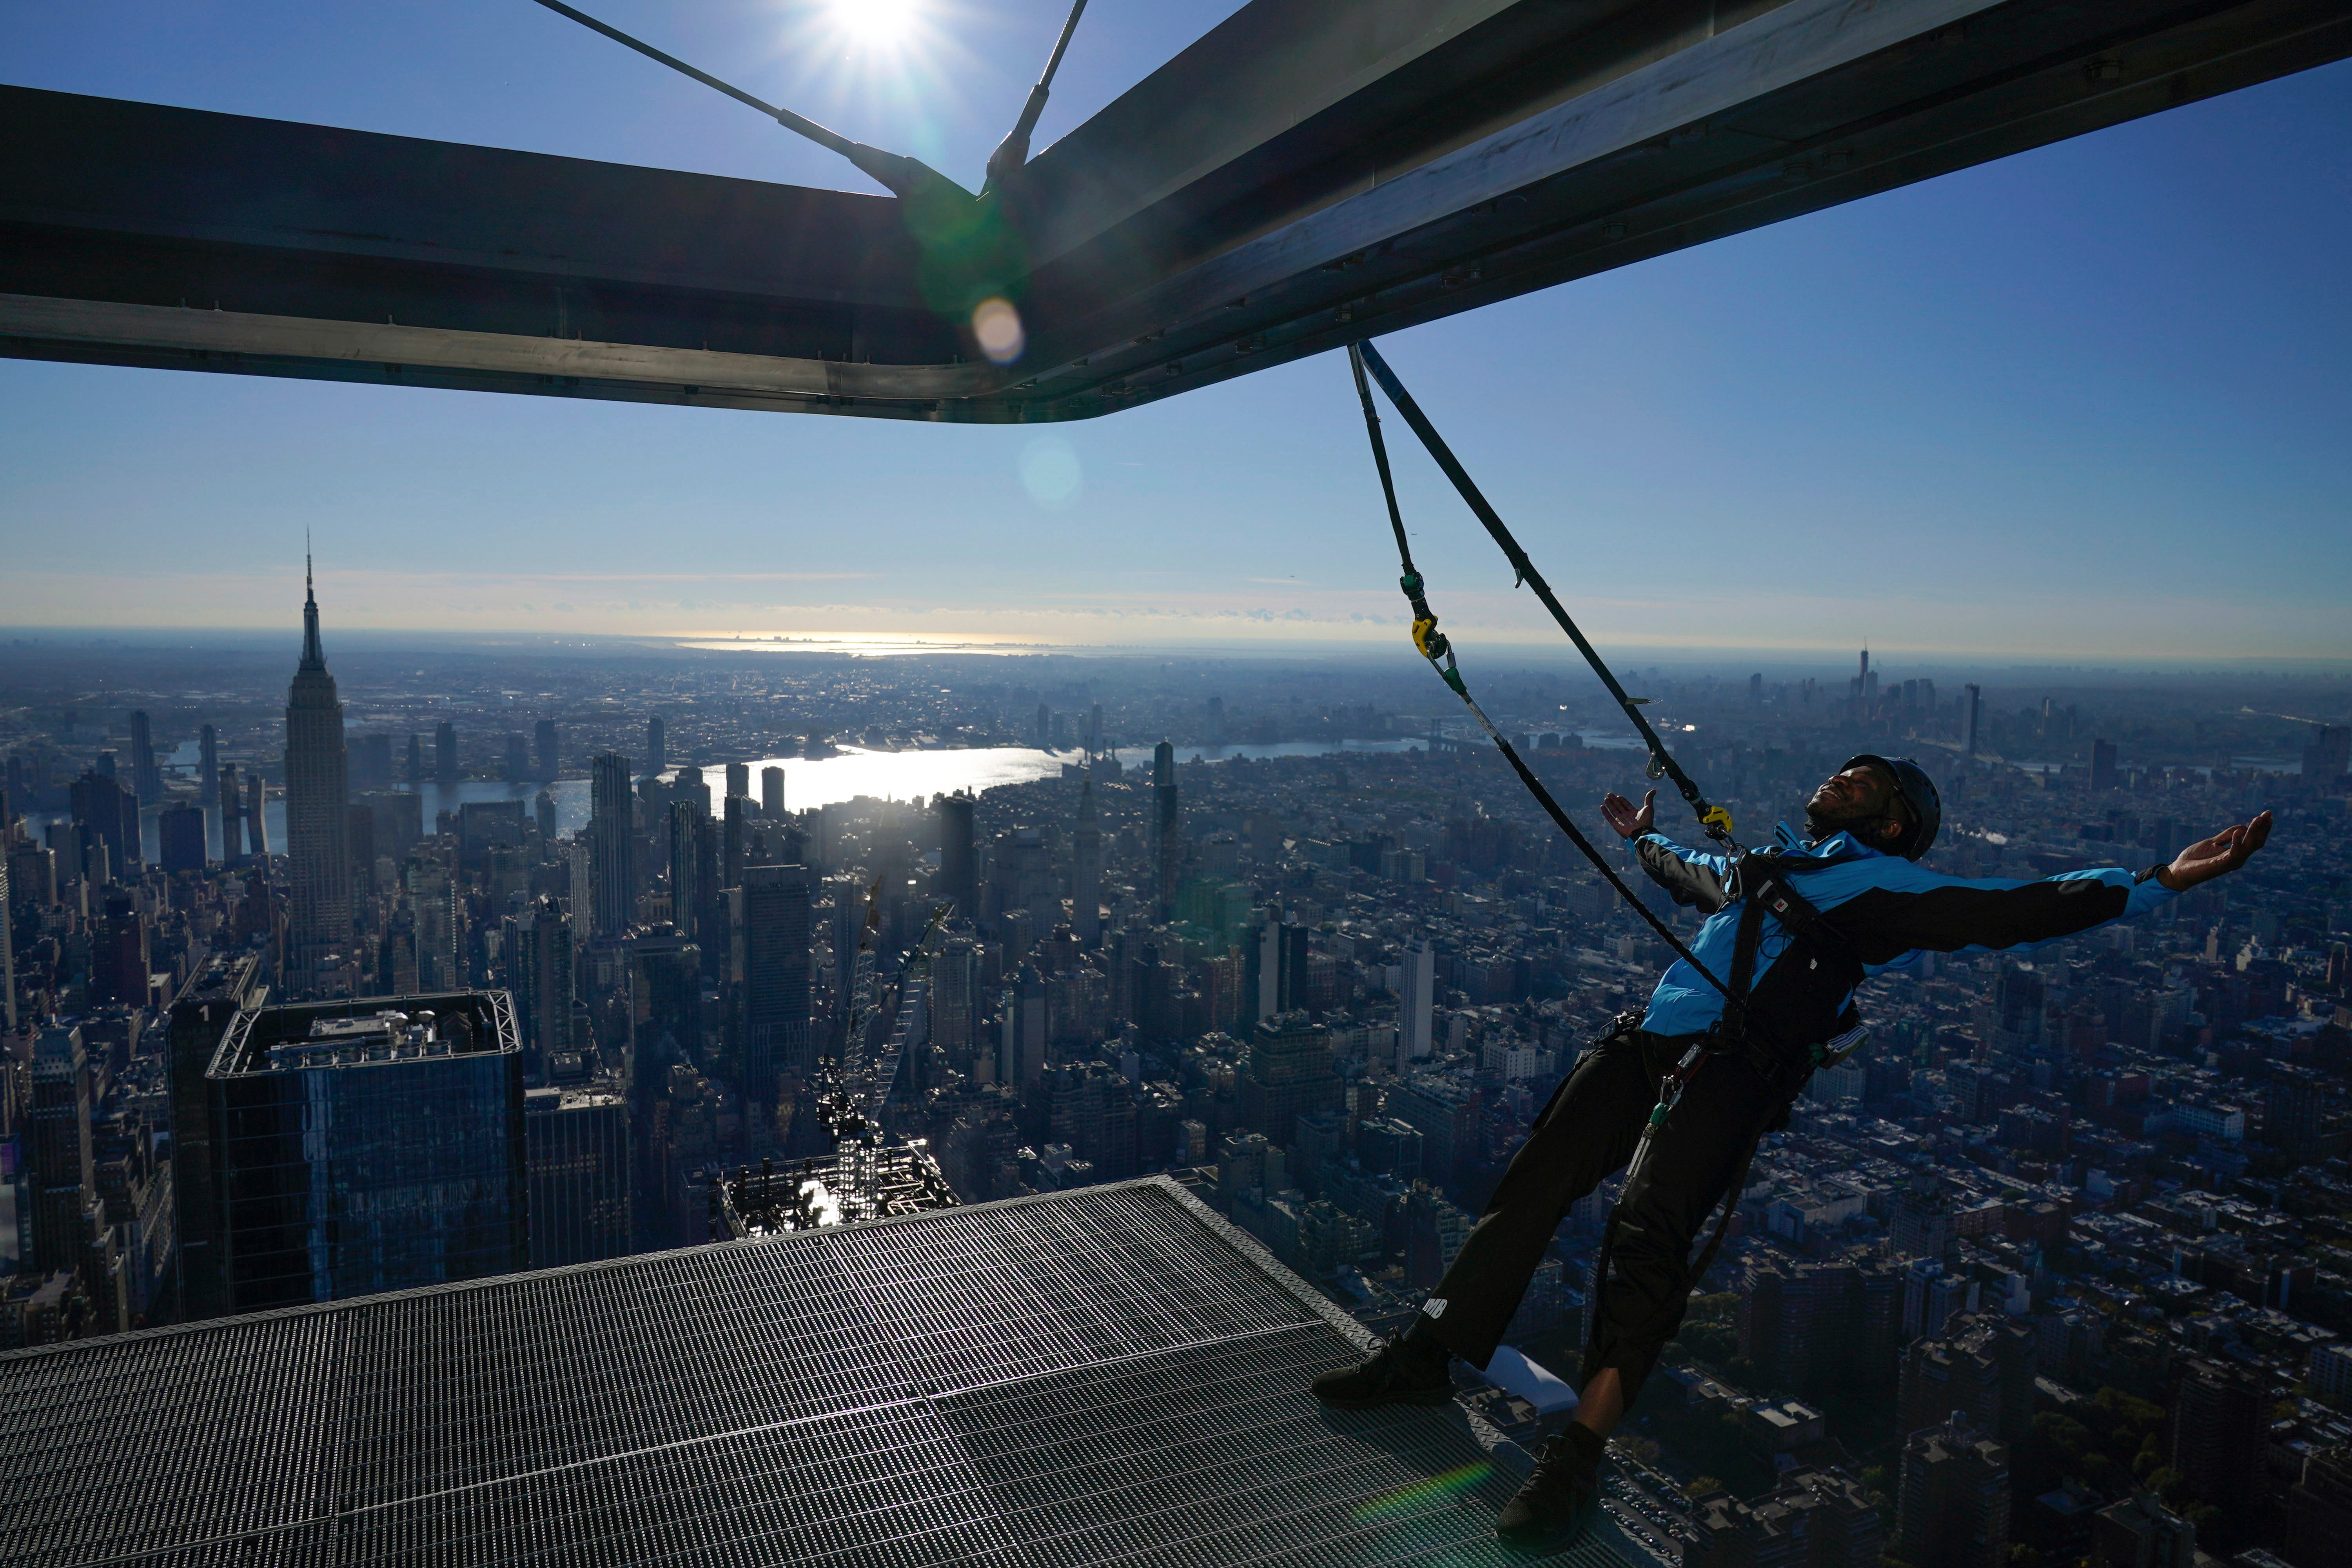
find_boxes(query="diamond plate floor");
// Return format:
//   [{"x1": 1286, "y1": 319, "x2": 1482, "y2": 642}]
[{"x1": 0, "y1": 1176, "x2": 1633, "y2": 1568}]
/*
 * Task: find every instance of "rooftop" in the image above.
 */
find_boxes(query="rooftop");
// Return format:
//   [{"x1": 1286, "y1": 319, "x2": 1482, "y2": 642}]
[
  {"x1": 0, "y1": 1175, "x2": 1634, "y2": 1567},
  {"x1": 212, "y1": 991, "x2": 517, "y2": 1077}
]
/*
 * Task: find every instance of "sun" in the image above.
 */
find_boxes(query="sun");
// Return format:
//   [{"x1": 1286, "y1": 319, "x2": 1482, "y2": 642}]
[{"x1": 827, "y1": 0, "x2": 922, "y2": 49}]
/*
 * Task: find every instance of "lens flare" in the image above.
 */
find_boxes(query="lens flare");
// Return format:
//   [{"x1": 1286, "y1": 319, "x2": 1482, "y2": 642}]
[
  {"x1": 1018, "y1": 436, "x2": 1080, "y2": 509},
  {"x1": 973, "y1": 298, "x2": 1025, "y2": 365},
  {"x1": 1350, "y1": 1460, "x2": 1496, "y2": 1522},
  {"x1": 828, "y1": 0, "x2": 920, "y2": 47}
]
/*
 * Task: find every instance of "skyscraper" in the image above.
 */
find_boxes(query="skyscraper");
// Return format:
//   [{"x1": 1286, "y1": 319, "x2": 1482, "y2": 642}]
[
  {"x1": 218, "y1": 764, "x2": 243, "y2": 862},
  {"x1": 1153, "y1": 740, "x2": 1179, "y2": 920},
  {"x1": 668, "y1": 798, "x2": 702, "y2": 941},
  {"x1": 938, "y1": 792, "x2": 976, "y2": 922},
  {"x1": 511, "y1": 897, "x2": 576, "y2": 1069},
  {"x1": 525, "y1": 1085, "x2": 632, "y2": 1267},
  {"x1": 1236, "y1": 1013, "x2": 1341, "y2": 1147},
  {"x1": 723, "y1": 794, "x2": 747, "y2": 888},
  {"x1": 761, "y1": 765, "x2": 785, "y2": 817},
  {"x1": 129, "y1": 708, "x2": 162, "y2": 804},
  {"x1": 2090, "y1": 739, "x2": 2119, "y2": 792},
  {"x1": 245, "y1": 772, "x2": 269, "y2": 857},
  {"x1": 25, "y1": 1023, "x2": 92, "y2": 1277},
  {"x1": 199, "y1": 993, "x2": 528, "y2": 1310},
  {"x1": 742, "y1": 863, "x2": 814, "y2": 1116},
  {"x1": 725, "y1": 761, "x2": 750, "y2": 800},
  {"x1": 1071, "y1": 778, "x2": 1102, "y2": 946},
  {"x1": 590, "y1": 753, "x2": 635, "y2": 938},
  {"x1": 70, "y1": 769, "x2": 138, "y2": 878},
  {"x1": 283, "y1": 553, "x2": 353, "y2": 990},
  {"x1": 0, "y1": 855, "x2": 14, "y2": 1029},
  {"x1": 405, "y1": 732, "x2": 423, "y2": 788},
  {"x1": 435, "y1": 720, "x2": 459, "y2": 787},
  {"x1": 1399, "y1": 938, "x2": 1435, "y2": 1063},
  {"x1": 159, "y1": 803, "x2": 206, "y2": 875},
  {"x1": 534, "y1": 718, "x2": 559, "y2": 779},
  {"x1": 200, "y1": 722, "x2": 220, "y2": 806},
  {"x1": 167, "y1": 950, "x2": 263, "y2": 1320}
]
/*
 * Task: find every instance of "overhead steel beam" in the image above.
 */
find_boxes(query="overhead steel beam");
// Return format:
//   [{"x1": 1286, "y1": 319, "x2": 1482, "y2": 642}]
[{"x1": 2, "y1": 0, "x2": 2347, "y2": 421}]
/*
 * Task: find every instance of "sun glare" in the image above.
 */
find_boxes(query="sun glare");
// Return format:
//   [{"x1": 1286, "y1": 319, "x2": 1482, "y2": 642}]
[{"x1": 828, "y1": 0, "x2": 921, "y2": 48}]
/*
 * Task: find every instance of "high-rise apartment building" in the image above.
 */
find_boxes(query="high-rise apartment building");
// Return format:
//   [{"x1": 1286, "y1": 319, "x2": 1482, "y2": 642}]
[
  {"x1": 724, "y1": 761, "x2": 749, "y2": 800},
  {"x1": 534, "y1": 718, "x2": 558, "y2": 779},
  {"x1": 199, "y1": 722, "x2": 220, "y2": 806},
  {"x1": 191, "y1": 992, "x2": 526, "y2": 1311},
  {"x1": 1399, "y1": 939, "x2": 1435, "y2": 1064},
  {"x1": 1895, "y1": 1416, "x2": 2009, "y2": 1568},
  {"x1": 525, "y1": 1084, "x2": 632, "y2": 1267},
  {"x1": 283, "y1": 555, "x2": 352, "y2": 989},
  {"x1": 2171, "y1": 1358, "x2": 2267, "y2": 1515},
  {"x1": 760, "y1": 765, "x2": 785, "y2": 816},
  {"x1": 590, "y1": 752, "x2": 635, "y2": 938}
]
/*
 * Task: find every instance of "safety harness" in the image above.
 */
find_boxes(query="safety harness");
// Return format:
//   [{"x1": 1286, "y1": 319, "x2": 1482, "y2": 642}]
[{"x1": 1344, "y1": 340, "x2": 1877, "y2": 1296}]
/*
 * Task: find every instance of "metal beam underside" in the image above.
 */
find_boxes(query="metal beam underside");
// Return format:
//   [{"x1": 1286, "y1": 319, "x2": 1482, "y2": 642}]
[{"x1": 2, "y1": 0, "x2": 2347, "y2": 422}]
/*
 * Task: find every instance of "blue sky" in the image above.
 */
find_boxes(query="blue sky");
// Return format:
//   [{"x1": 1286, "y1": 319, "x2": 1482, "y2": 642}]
[{"x1": 2, "y1": 1, "x2": 2348, "y2": 661}]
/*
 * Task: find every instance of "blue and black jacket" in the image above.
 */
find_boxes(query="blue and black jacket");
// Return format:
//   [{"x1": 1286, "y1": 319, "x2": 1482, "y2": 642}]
[{"x1": 1632, "y1": 822, "x2": 2176, "y2": 1060}]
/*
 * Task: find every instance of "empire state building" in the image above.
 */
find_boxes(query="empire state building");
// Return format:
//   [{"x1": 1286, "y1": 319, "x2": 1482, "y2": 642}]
[{"x1": 285, "y1": 554, "x2": 352, "y2": 990}]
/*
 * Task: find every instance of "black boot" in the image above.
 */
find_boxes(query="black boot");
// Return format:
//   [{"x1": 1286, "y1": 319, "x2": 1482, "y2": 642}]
[
  {"x1": 1496, "y1": 1423, "x2": 1603, "y2": 1545},
  {"x1": 1308, "y1": 1323, "x2": 1452, "y2": 1410}
]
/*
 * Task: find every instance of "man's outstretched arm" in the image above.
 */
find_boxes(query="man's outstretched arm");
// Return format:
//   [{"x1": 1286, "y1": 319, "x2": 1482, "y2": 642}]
[
  {"x1": 1602, "y1": 788, "x2": 1731, "y2": 913},
  {"x1": 1837, "y1": 811, "x2": 2271, "y2": 964}
]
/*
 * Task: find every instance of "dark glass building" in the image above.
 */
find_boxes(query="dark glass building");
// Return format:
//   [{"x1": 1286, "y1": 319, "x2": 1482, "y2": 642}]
[{"x1": 194, "y1": 991, "x2": 526, "y2": 1312}]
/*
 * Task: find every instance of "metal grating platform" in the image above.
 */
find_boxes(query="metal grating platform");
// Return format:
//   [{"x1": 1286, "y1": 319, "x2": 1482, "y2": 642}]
[{"x1": 0, "y1": 1177, "x2": 1636, "y2": 1568}]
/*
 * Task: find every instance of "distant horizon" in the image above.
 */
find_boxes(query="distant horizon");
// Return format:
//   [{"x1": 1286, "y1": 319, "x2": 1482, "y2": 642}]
[{"x1": 4, "y1": 622, "x2": 2350, "y2": 682}]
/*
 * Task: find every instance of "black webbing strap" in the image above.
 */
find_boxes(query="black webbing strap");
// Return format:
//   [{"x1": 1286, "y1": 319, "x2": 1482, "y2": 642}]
[
  {"x1": 1345, "y1": 344, "x2": 1728, "y2": 998},
  {"x1": 1354, "y1": 339, "x2": 1736, "y2": 849}
]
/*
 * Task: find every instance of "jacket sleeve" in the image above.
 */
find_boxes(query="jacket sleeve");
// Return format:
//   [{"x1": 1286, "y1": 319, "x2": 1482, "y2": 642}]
[
  {"x1": 1633, "y1": 832, "x2": 1734, "y2": 914},
  {"x1": 1831, "y1": 864, "x2": 2176, "y2": 966}
]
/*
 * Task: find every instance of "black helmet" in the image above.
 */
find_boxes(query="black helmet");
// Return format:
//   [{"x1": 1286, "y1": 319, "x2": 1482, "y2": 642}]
[{"x1": 1841, "y1": 753, "x2": 1942, "y2": 860}]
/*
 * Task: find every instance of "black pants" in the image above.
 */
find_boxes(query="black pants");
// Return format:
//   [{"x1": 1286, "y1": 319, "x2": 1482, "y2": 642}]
[{"x1": 1414, "y1": 1027, "x2": 1785, "y2": 1409}]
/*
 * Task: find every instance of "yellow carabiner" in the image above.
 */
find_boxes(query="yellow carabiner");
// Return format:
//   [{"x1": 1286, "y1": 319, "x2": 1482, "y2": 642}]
[
  {"x1": 1411, "y1": 615, "x2": 1442, "y2": 661},
  {"x1": 1702, "y1": 804, "x2": 1735, "y2": 837}
]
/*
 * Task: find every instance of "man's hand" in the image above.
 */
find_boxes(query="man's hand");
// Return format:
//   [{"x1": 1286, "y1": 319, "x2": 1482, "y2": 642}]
[
  {"x1": 1601, "y1": 789, "x2": 1657, "y2": 840},
  {"x1": 2156, "y1": 810, "x2": 2272, "y2": 891}
]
